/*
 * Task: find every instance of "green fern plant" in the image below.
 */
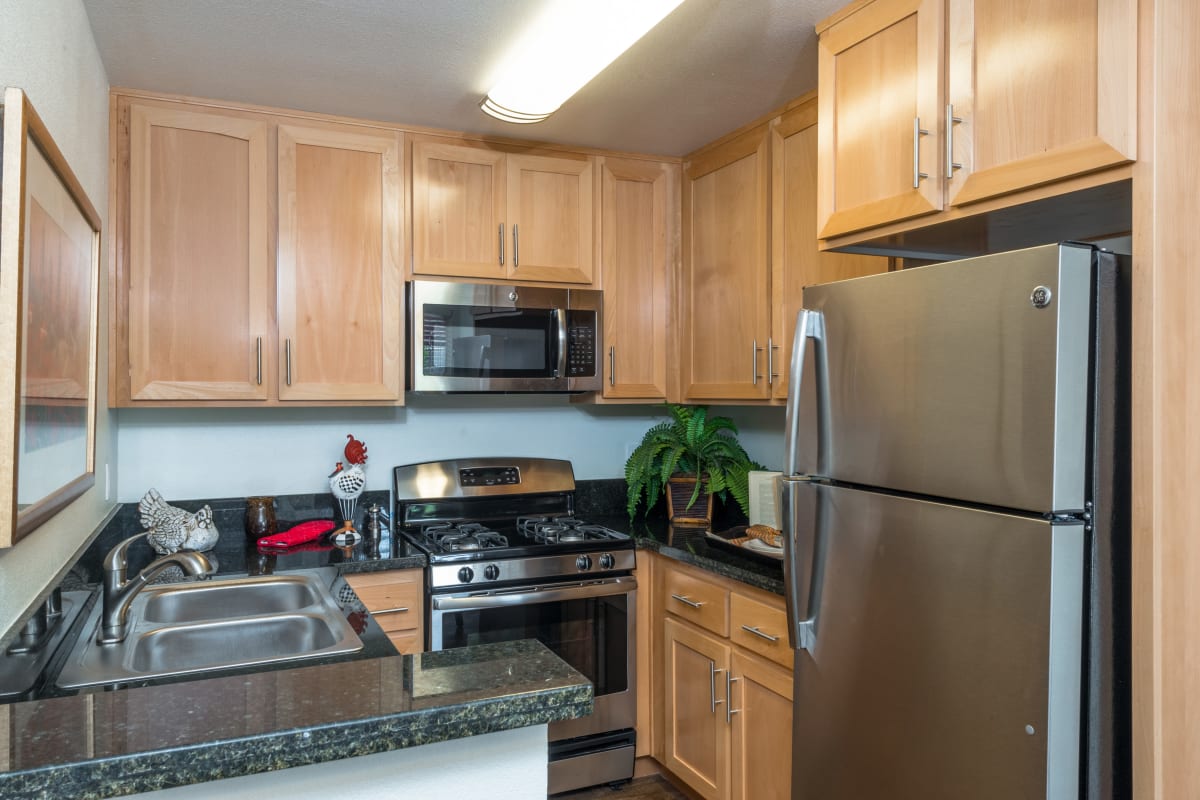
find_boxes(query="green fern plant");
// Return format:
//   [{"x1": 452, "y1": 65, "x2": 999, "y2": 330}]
[{"x1": 624, "y1": 404, "x2": 761, "y2": 520}]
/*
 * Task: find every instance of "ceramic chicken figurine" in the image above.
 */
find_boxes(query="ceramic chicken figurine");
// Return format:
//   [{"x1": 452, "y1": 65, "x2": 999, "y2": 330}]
[
  {"x1": 329, "y1": 435, "x2": 368, "y2": 541},
  {"x1": 138, "y1": 488, "x2": 220, "y2": 555}
]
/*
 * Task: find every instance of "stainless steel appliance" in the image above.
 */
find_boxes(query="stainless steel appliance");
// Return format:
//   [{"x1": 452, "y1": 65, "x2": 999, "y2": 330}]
[
  {"x1": 393, "y1": 457, "x2": 636, "y2": 794},
  {"x1": 782, "y1": 243, "x2": 1128, "y2": 799},
  {"x1": 409, "y1": 280, "x2": 602, "y2": 393}
]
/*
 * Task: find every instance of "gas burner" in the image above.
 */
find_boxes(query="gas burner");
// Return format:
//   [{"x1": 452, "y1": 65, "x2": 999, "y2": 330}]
[
  {"x1": 518, "y1": 515, "x2": 624, "y2": 545},
  {"x1": 421, "y1": 522, "x2": 508, "y2": 552}
]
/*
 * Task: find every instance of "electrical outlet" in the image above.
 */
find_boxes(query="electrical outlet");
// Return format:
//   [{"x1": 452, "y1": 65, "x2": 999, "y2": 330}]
[{"x1": 104, "y1": 463, "x2": 110, "y2": 501}]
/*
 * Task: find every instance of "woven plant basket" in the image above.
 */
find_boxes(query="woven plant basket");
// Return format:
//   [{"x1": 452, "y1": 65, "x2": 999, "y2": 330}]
[{"x1": 667, "y1": 475, "x2": 713, "y2": 526}]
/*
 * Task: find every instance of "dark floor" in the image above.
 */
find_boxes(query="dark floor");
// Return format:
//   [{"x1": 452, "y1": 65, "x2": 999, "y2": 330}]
[{"x1": 553, "y1": 775, "x2": 688, "y2": 800}]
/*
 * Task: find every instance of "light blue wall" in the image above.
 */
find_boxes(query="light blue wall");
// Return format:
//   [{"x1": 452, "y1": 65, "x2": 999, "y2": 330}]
[{"x1": 116, "y1": 398, "x2": 785, "y2": 501}]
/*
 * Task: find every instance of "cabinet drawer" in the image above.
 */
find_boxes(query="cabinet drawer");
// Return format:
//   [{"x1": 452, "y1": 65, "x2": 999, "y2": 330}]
[
  {"x1": 730, "y1": 593, "x2": 792, "y2": 670},
  {"x1": 344, "y1": 570, "x2": 423, "y2": 630},
  {"x1": 663, "y1": 565, "x2": 729, "y2": 636}
]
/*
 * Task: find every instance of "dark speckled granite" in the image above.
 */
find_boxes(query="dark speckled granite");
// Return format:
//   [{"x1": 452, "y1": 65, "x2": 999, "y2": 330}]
[
  {"x1": 576, "y1": 479, "x2": 785, "y2": 595},
  {"x1": 0, "y1": 640, "x2": 591, "y2": 800}
]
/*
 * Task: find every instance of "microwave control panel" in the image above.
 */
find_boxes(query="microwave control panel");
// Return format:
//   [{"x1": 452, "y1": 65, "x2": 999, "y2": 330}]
[{"x1": 566, "y1": 311, "x2": 597, "y2": 378}]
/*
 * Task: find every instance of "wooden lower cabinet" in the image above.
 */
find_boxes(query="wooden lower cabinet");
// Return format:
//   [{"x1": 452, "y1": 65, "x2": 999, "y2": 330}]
[
  {"x1": 730, "y1": 651, "x2": 793, "y2": 800},
  {"x1": 657, "y1": 559, "x2": 793, "y2": 800},
  {"x1": 343, "y1": 569, "x2": 424, "y2": 655}
]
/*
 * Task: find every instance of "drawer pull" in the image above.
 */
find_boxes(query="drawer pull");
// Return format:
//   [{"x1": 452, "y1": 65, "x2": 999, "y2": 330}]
[
  {"x1": 373, "y1": 606, "x2": 410, "y2": 615},
  {"x1": 741, "y1": 624, "x2": 779, "y2": 642},
  {"x1": 671, "y1": 594, "x2": 704, "y2": 609}
]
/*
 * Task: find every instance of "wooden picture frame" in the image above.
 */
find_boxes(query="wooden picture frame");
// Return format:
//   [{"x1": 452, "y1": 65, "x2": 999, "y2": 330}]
[{"x1": 0, "y1": 88, "x2": 101, "y2": 547}]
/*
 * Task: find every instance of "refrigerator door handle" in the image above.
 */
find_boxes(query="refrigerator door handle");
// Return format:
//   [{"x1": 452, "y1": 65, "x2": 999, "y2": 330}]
[
  {"x1": 782, "y1": 477, "x2": 824, "y2": 652},
  {"x1": 784, "y1": 309, "x2": 827, "y2": 476}
]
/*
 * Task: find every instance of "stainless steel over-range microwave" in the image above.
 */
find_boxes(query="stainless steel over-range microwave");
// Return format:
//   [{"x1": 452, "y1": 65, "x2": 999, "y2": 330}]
[{"x1": 409, "y1": 280, "x2": 603, "y2": 393}]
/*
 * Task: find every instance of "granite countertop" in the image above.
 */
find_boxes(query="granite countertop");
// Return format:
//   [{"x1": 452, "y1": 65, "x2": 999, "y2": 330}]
[
  {"x1": 0, "y1": 639, "x2": 592, "y2": 800},
  {"x1": 588, "y1": 515, "x2": 786, "y2": 596}
]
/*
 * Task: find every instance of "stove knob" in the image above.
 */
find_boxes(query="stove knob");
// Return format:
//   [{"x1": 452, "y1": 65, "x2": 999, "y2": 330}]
[
  {"x1": 458, "y1": 566, "x2": 475, "y2": 583},
  {"x1": 599, "y1": 553, "x2": 615, "y2": 570},
  {"x1": 576, "y1": 555, "x2": 593, "y2": 571},
  {"x1": 484, "y1": 564, "x2": 500, "y2": 581}
]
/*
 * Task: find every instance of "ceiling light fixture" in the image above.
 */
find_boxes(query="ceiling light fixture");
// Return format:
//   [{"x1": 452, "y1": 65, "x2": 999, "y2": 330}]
[{"x1": 481, "y1": 0, "x2": 685, "y2": 124}]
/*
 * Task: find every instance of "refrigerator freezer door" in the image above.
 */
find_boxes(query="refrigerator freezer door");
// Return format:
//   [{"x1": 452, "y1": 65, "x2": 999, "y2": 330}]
[
  {"x1": 786, "y1": 480, "x2": 1083, "y2": 800},
  {"x1": 794, "y1": 242, "x2": 1094, "y2": 513}
]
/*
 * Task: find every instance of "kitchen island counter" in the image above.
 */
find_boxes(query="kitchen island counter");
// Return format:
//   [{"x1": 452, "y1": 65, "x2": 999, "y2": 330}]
[{"x1": 0, "y1": 640, "x2": 591, "y2": 800}]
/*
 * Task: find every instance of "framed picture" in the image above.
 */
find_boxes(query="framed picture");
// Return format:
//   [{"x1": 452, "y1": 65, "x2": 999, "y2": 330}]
[{"x1": 0, "y1": 87, "x2": 101, "y2": 546}]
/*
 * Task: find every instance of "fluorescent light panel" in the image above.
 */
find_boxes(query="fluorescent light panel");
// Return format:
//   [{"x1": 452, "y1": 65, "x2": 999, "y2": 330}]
[{"x1": 482, "y1": 0, "x2": 685, "y2": 123}]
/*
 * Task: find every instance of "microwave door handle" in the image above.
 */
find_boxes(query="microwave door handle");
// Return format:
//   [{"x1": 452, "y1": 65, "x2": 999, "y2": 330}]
[
  {"x1": 553, "y1": 308, "x2": 568, "y2": 378},
  {"x1": 784, "y1": 309, "x2": 827, "y2": 477}
]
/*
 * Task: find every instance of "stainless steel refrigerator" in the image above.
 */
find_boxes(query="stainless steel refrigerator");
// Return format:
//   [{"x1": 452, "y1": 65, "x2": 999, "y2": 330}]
[{"x1": 781, "y1": 243, "x2": 1128, "y2": 800}]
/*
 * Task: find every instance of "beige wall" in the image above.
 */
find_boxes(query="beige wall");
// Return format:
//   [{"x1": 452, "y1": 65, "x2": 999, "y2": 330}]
[{"x1": 0, "y1": 0, "x2": 113, "y2": 644}]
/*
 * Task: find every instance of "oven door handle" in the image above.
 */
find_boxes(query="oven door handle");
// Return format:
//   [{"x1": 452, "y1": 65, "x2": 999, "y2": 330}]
[{"x1": 431, "y1": 577, "x2": 637, "y2": 611}]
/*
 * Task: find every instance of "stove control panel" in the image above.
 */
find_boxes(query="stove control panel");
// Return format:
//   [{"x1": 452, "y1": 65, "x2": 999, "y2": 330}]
[
  {"x1": 459, "y1": 466, "x2": 521, "y2": 487},
  {"x1": 429, "y1": 549, "x2": 637, "y2": 589}
]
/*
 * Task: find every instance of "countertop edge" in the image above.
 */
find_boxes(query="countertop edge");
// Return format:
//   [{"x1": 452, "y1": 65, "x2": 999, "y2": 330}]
[{"x1": 2, "y1": 684, "x2": 593, "y2": 800}]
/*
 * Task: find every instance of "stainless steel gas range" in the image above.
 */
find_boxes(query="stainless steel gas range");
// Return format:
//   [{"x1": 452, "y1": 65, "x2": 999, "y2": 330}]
[{"x1": 392, "y1": 457, "x2": 636, "y2": 794}]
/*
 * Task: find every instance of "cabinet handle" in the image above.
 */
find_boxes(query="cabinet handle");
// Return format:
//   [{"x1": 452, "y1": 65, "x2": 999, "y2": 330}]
[
  {"x1": 752, "y1": 339, "x2": 763, "y2": 385},
  {"x1": 255, "y1": 336, "x2": 262, "y2": 386},
  {"x1": 741, "y1": 624, "x2": 780, "y2": 643},
  {"x1": 608, "y1": 346, "x2": 615, "y2": 386},
  {"x1": 726, "y1": 671, "x2": 740, "y2": 724},
  {"x1": 709, "y1": 662, "x2": 726, "y2": 714},
  {"x1": 670, "y1": 594, "x2": 704, "y2": 609},
  {"x1": 513, "y1": 224, "x2": 519, "y2": 268},
  {"x1": 768, "y1": 337, "x2": 779, "y2": 384},
  {"x1": 945, "y1": 104, "x2": 963, "y2": 178},
  {"x1": 373, "y1": 606, "x2": 410, "y2": 615},
  {"x1": 285, "y1": 339, "x2": 292, "y2": 387},
  {"x1": 912, "y1": 116, "x2": 930, "y2": 188},
  {"x1": 498, "y1": 223, "x2": 505, "y2": 266}
]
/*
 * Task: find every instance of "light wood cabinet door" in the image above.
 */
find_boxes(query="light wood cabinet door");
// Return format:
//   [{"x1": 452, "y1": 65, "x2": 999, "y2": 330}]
[
  {"x1": 945, "y1": 0, "x2": 1136, "y2": 207},
  {"x1": 681, "y1": 125, "x2": 771, "y2": 402},
  {"x1": 276, "y1": 123, "x2": 403, "y2": 401},
  {"x1": 411, "y1": 139, "x2": 507, "y2": 280},
  {"x1": 663, "y1": 617, "x2": 731, "y2": 800},
  {"x1": 771, "y1": 101, "x2": 889, "y2": 400},
  {"x1": 600, "y1": 158, "x2": 671, "y2": 399},
  {"x1": 344, "y1": 569, "x2": 425, "y2": 655},
  {"x1": 127, "y1": 104, "x2": 272, "y2": 401},
  {"x1": 730, "y1": 651, "x2": 792, "y2": 800},
  {"x1": 816, "y1": 0, "x2": 944, "y2": 238},
  {"x1": 506, "y1": 153, "x2": 595, "y2": 284}
]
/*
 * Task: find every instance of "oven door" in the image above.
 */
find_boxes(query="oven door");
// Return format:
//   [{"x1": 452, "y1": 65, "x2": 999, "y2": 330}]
[
  {"x1": 429, "y1": 576, "x2": 636, "y2": 741},
  {"x1": 411, "y1": 280, "x2": 568, "y2": 392}
]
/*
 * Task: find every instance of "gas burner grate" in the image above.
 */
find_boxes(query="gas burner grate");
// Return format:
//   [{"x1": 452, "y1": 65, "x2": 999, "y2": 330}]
[
  {"x1": 421, "y1": 522, "x2": 509, "y2": 552},
  {"x1": 517, "y1": 515, "x2": 624, "y2": 545}
]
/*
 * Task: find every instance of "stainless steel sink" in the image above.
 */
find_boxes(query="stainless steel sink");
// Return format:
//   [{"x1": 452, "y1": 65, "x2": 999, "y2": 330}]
[
  {"x1": 56, "y1": 570, "x2": 362, "y2": 689},
  {"x1": 141, "y1": 575, "x2": 323, "y2": 623}
]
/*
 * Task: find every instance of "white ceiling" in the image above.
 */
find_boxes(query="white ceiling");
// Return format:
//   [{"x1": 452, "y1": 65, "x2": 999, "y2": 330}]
[{"x1": 80, "y1": 0, "x2": 845, "y2": 157}]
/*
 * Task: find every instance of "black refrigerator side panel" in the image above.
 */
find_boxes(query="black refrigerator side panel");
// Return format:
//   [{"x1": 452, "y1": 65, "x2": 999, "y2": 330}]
[{"x1": 1085, "y1": 250, "x2": 1130, "y2": 800}]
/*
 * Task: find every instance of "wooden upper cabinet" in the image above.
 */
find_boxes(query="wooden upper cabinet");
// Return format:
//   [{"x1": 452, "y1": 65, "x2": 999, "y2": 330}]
[
  {"x1": 276, "y1": 123, "x2": 403, "y2": 401},
  {"x1": 771, "y1": 101, "x2": 889, "y2": 401},
  {"x1": 411, "y1": 140, "x2": 595, "y2": 285},
  {"x1": 600, "y1": 158, "x2": 672, "y2": 400},
  {"x1": 817, "y1": 0, "x2": 944, "y2": 239},
  {"x1": 506, "y1": 153, "x2": 594, "y2": 284},
  {"x1": 681, "y1": 125, "x2": 771, "y2": 402},
  {"x1": 411, "y1": 139, "x2": 506, "y2": 280},
  {"x1": 127, "y1": 103, "x2": 272, "y2": 401},
  {"x1": 945, "y1": 0, "x2": 1136, "y2": 206}
]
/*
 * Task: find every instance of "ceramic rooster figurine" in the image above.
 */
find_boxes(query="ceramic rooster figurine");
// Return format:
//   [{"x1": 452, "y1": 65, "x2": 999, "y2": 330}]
[
  {"x1": 138, "y1": 488, "x2": 220, "y2": 555},
  {"x1": 329, "y1": 434, "x2": 368, "y2": 541}
]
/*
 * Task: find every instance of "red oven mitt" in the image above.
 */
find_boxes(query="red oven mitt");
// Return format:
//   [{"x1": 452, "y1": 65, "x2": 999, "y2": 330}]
[{"x1": 257, "y1": 520, "x2": 336, "y2": 550}]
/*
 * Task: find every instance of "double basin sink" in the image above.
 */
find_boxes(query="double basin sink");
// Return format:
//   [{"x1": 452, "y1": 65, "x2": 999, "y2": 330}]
[{"x1": 57, "y1": 570, "x2": 363, "y2": 689}]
